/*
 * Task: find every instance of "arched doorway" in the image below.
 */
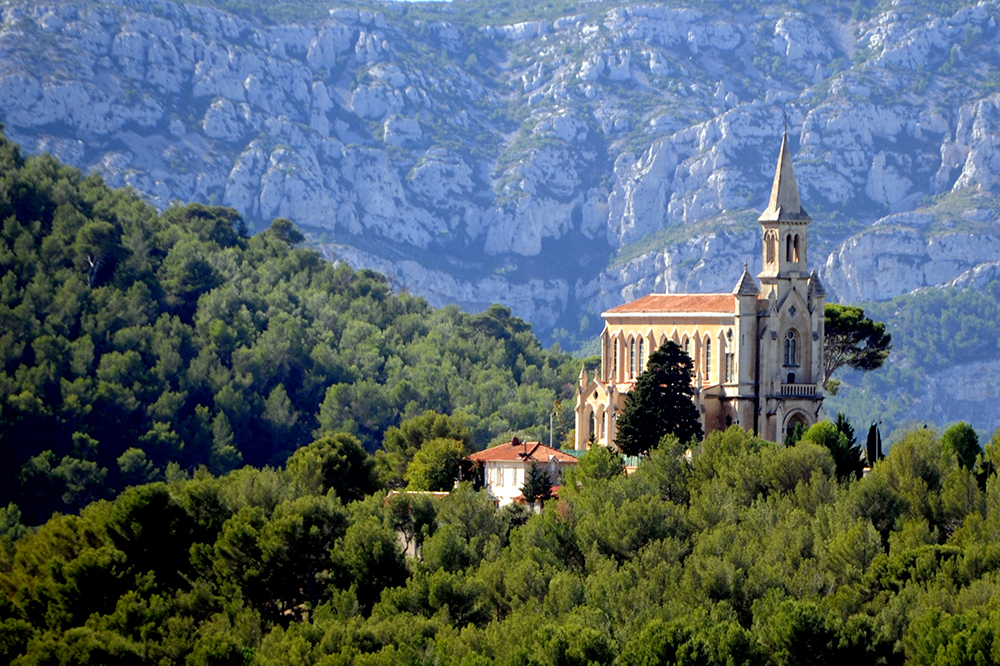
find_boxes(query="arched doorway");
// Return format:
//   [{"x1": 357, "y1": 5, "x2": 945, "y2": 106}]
[{"x1": 784, "y1": 411, "x2": 809, "y2": 442}]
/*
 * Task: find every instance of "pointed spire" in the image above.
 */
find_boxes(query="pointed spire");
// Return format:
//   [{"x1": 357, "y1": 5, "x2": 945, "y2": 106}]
[
  {"x1": 733, "y1": 261, "x2": 760, "y2": 296},
  {"x1": 808, "y1": 269, "x2": 827, "y2": 298},
  {"x1": 758, "y1": 131, "x2": 811, "y2": 223},
  {"x1": 579, "y1": 365, "x2": 589, "y2": 388}
]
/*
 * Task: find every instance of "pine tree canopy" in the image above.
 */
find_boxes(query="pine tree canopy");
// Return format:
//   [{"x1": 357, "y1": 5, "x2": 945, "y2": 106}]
[
  {"x1": 614, "y1": 341, "x2": 703, "y2": 456},
  {"x1": 520, "y1": 462, "x2": 553, "y2": 503}
]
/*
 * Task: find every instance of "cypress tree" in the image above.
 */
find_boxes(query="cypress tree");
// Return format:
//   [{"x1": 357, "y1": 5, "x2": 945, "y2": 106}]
[
  {"x1": 615, "y1": 341, "x2": 703, "y2": 456},
  {"x1": 520, "y1": 462, "x2": 553, "y2": 504}
]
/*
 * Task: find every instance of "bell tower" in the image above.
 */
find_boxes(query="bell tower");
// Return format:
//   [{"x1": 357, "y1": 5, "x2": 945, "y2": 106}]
[
  {"x1": 753, "y1": 130, "x2": 826, "y2": 441},
  {"x1": 757, "y1": 131, "x2": 811, "y2": 284}
]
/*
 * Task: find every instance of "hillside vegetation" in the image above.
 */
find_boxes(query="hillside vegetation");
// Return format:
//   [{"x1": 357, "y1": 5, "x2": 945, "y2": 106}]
[
  {"x1": 0, "y1": 129, "x2": 578, "y2": 523},
  {"x1": 827, "y1": 280, "x2": 1000, "y2": 435},
  {"x1": 3, "y1": 424, "x2": 1000, "y2": 665}
]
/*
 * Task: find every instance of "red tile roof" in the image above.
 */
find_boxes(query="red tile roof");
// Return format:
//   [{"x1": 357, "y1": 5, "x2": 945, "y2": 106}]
[
  {"x1": 467, "y1": 441, "x2": 580, "y2": 464},
  {"x1": 604, "y1": 293, "x2": 736, "y2": 315}
]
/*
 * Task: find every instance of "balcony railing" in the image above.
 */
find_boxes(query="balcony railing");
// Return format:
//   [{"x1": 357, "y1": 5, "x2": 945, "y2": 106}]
[{"x1": 781, "y1": 383, "x2": 817, "y2": 396}]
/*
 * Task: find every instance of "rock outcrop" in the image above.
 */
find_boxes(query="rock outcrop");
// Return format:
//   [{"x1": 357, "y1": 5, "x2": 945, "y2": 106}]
[{"x1": 4, "y1": 0, "x2": 1000, "y2": 347}]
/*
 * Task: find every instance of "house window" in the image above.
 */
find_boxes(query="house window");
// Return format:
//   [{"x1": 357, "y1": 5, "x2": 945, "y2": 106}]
[
  {"x1": 784, "y1": 331, "x2": 798, "y2": 366},
  {"x1": 704, "y1": 338, "x2": 711, "y2": 379},
  {"x1": 629, "y1": 338, "x2": 636, "y2": 378},
  {"x1": 638, "y1": 338, "x2": 645, "y2": 373},
  {"x1": 725, "y1": 353, "x2": 735, "y2": 383}
]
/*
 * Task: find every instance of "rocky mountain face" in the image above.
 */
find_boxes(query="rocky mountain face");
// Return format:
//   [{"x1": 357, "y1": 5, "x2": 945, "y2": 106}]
[{"x1": 4, "y1": 0, "x2": 1000, "y2": 432}]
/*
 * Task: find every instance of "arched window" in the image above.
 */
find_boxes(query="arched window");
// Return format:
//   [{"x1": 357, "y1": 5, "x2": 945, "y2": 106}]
[
  {"x1": 784, "y1": 331, "x2": 798, "y2": 366},
  {"x1": 601, "y1": 412, "x2": 607, "y2": 438},
  {"x1": 683, "y1": 336, "x2": 690, "y2": 356},
  {"x1": 613, "y1": 337, "x2": 619, "y2": 380},
  {"x1": 786, "y1": 234, "x2": 793, "y2": 262},
  {"x1": 629, "y1": 338, "x2": 636, "y2": 378},
  {"x1": 589, "y1": 412, "x2": 596, "y2": 439},
  {"x1": 704, "y1": 338, "x2": 711, "y2": 379},
  {"x1": 793, "y1": 234, "x2": 800, "y2": 262},
  {"x1": 638, "y1": 337, "x2": 645, "y2": 373},
  {"x1": 765, "y1": 230, "x2": 776, "y2": 263}
]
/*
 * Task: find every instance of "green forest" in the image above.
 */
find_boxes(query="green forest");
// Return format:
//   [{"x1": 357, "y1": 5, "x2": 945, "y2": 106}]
[
  {"x1": 0, "y1": 128, "x2": 582, "y2": 524},
  {"x1": 6, "y1": 129, "x2": 1000, "y2": 665},
  {"x1": 4, "y1": 421, "x2": 1000, "y2": 665}
]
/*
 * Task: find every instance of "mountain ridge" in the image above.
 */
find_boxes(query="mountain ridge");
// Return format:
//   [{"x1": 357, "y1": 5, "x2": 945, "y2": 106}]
[{"x1": 5, "y1": 0, "x2": 1000, "y2": 431}]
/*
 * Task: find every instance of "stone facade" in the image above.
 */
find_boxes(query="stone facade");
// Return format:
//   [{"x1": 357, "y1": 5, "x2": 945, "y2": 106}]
[{"x1": 575, "y1": 134, "x2": 827, "y2": 447}]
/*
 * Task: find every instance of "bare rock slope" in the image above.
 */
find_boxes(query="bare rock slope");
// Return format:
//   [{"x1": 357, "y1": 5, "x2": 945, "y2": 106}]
[{"x1": 4, "y1": 0, "x2": 1000, "y2": 428}]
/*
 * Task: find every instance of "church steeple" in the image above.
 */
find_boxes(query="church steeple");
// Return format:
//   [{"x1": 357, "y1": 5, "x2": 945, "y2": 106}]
[
  {"x1": 758, "y1": 131, "x2": 811, "y2": 223},
  {"x1": 758, "y1": 131, "x2": 811, "y2": 280},
  {"x1": 732, "y1": 262, "x2": 759, "y2": 296}
]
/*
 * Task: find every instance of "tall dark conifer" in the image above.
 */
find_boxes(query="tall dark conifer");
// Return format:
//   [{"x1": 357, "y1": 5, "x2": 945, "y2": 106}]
[
  {"x1": 614, "y1": 341, "x2": 703, "y2": 456},
  {"x1": 520, "y1": 462, "x2": 553, "y2": 504}
]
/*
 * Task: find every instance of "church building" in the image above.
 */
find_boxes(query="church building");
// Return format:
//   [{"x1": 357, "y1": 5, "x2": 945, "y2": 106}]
[{"x1": 574, "y1": 133, "x2": 827, "y2": 447}]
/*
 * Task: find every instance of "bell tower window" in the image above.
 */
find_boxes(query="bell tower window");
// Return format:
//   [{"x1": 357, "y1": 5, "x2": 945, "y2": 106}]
[{"x1": 784, "y1": 331, "x2": 798, "y2": 367}]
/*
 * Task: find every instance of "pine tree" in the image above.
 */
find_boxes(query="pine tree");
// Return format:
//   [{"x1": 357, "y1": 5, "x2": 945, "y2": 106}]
[
  {"x1": 614, "y1": 341, "x2": 703, "y2": 457},
  {"x1": 520, "y1": 462, "x2": 553, "y2": 504}
]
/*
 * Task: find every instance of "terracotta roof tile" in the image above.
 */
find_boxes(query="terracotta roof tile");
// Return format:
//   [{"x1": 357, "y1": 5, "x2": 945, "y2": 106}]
[
  {"x1": 467, "y1": 441, "x2": 580, "y2": 464},
  {"x1": 604, "y1": 293, "x2": 736, "y2": 315}
]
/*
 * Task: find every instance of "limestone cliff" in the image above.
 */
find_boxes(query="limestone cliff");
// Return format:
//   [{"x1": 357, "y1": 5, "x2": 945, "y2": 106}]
[{"x1": 4, "y1": 0, "x2": 1000, "y2": 431}]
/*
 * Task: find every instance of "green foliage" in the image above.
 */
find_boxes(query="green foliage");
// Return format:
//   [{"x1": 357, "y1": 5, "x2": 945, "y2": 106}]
[
  {"x1": 940, "y1": 421, "x2": 980, "y2": 470},
  {"x1": 575, "y1": 445, "x2": 625, "y2": 482},
  {"x1": 829, "y1": 280, "x2": 1000, "y2": 433},
  {"x1": 823, "y1": 303, "x2": 892, "y2": 391},
  {"x1": 267, "y1": 217, "x2": 304, "y2": 245},
  {"x1": 377, "y1": 411, "x2": 471, "y2": 489},
  {"x1": 0, "y1": 129, "x2": 578, "y2": 523},
  {"x1": 615, "y1": 341, "x2": 703, "y2": 456},
  {"x1": 519, "y1": 462, "x2": 553, "y2": 504},
  {"x1": 285, "y1": 433, "x2": 379, "y2": 503},
  {"x1": 799, "y1": 419, "x2": 864, "y2": 481},
  {"x1": 404, "y1": 437, "x2": 467, "y2": 491},
  {"x1": 2, "y1": 409, "x2": 1000, "y2": 664}
]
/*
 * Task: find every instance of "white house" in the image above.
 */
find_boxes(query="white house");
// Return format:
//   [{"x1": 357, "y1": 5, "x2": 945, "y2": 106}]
[{"x1": 466, "y1": 438, "x2": 579, "y2": 507}]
